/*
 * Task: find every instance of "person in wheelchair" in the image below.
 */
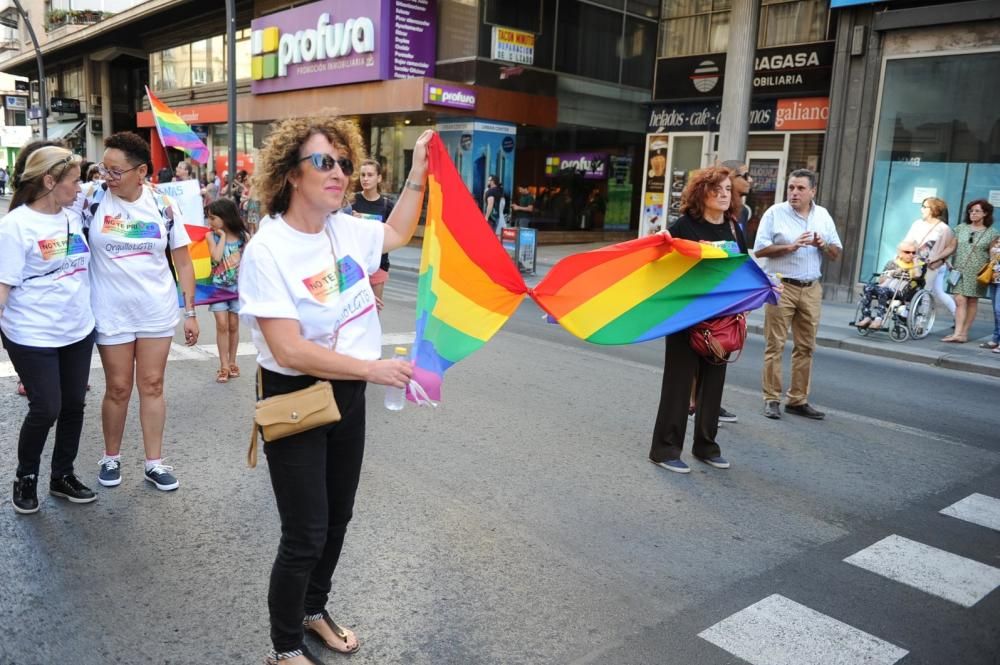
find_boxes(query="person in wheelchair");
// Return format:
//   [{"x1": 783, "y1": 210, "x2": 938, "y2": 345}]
[{"x1": 856, "y1": 240, "x2": 925, "y2": 329}]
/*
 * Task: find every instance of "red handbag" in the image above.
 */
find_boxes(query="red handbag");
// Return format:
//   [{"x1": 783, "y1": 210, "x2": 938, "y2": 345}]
[{"x1": 688, "y1": 313, "x2": 748, "y2": 364}]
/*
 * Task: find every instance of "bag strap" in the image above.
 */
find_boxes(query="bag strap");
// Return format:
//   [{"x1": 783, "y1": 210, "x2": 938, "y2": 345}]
[{"x1": 248, "y1": 365, "x2": 264, "y2": 468}]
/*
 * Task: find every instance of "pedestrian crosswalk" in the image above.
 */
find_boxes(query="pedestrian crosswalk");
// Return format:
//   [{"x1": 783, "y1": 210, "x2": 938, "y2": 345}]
[{"x1": 698, "y1": 492, "x2": 1000, "y2": 663}]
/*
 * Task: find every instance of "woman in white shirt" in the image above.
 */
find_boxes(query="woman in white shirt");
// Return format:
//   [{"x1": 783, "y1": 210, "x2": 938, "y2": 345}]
[
  {"x1": 240, "y1": 116, "x2": 430, "y2": 665},
  {"x1": 903, "y1": 197, "x2": 956, "y2": 318},
  {"x1": 0, "y1": 145, "x2": 96, "y2": 514},
  {"x1": 83, "y1": 131, "x2": 199, "y2": 493}
]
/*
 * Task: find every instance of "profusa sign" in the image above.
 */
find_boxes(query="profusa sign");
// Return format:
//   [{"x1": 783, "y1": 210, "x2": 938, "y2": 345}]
[{"x1": 251, "y1": 0, "x2": 436, "y2": 94}]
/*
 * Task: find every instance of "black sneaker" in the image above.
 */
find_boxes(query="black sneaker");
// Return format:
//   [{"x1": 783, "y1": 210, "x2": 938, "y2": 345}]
[
  {"x1": 784, "y1": 403, "x2": 826, "y2": 420},
  {"x1": 718, "y1": 408, "x2": 738, "y2": 423},
  {"x1": 98, "y1": 457, "x2": 122, "y2": 487},
  {"x1": 144, "y1": 463, "x2": 179, "y2": 491},
  {"x1": 49, "y1": 474, "x2": 97, "y2": 504},
  {"x1": 12, "y1": 474, "x2": 39, "y2": 514}
]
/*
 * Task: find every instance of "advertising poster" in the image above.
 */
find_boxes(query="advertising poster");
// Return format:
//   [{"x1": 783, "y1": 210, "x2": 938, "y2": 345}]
[
  {"x1": 517, "y1": 227, "x2": 537, "y2": 273},
  {"x1": 437, "y1": 119, "x2": 516, "y2": 214},
  {"x1": 156, "y1": 179, "x2": 204, "y2": 226},
  {"x1": 605, "y1": 155, "x2": 633, "y2": 230},
  {"x1": 640, "y1": 135, "x2": 668, "y2": 237}
]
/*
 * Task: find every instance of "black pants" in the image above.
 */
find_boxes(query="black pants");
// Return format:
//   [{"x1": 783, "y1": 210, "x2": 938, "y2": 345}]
[
  {"x1": 2, "y1": 329, "x2": 95, "y2": 478},
  {"x1": 259, "y1": 367, "x2": 367, "y2": 653},
  {"x1": 650, "y1": 331, "x2": 725, "y2": 462}
]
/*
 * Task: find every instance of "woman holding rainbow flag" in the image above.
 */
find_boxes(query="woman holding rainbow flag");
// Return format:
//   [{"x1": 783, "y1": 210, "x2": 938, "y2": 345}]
[{"x1": 239, "y1": 116, "x2": 430, "y2": 665}]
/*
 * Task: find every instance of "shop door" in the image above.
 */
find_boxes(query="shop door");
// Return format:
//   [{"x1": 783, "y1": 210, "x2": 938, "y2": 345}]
[
  {"x1": 666, "y1": 134, "x2": 708, "y2": 227},
  {"x1": 744, "y1": 150, "x2": 786, "y2": 247}
]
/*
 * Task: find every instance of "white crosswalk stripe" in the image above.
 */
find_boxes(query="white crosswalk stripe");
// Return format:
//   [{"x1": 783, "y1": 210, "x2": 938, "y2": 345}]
[
  {"x1": 698, "y1": 594, "x2": 908, "y2": 665},
  {"x1": 940, "y1": 493, "x2": 1000, "y2": 532},
  {"x1": 843, "y1": 534, "x2": 1000, "y2": 607}
]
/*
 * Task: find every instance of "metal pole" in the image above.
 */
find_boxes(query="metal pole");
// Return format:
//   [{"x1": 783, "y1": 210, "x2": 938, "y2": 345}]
[
  {"x1": 226, "y1": 0, "x2": 236, "y2": 191},
  {"x1": 717, "y1": 0, "x2": 761, "y2": 161},
  {"x1": 13, "y1": 0, "x2": 46, "y2": 138}
]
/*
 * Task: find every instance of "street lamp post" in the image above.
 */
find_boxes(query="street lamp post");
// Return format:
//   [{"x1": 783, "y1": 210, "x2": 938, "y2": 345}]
[
  {"x1": 226, "y1": 0, "x2": 236, "y2": 190},
  {"x1": 6, "y1": 0, "x2": 46, "y2": 138}
]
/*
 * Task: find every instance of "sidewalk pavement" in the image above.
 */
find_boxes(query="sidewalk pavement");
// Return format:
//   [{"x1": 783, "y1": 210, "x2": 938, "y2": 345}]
[{"x1": 389, "y1": 241, "x2": 1000, "y2": 379}]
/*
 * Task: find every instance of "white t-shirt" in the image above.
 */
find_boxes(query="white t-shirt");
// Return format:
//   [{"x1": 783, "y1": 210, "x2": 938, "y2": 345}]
[
  {"x1": 0, "y1": 205, "x2": 94, "y2": 347},
  {"x1": 83, "y1": 185, "x2": 191, "y2": 336},
  {"x1": 903, "y1": 219, "x2": 953, "y2": 262},
  {"x1": 239, "y1": 212, "x2": 385, "y2": 375}
]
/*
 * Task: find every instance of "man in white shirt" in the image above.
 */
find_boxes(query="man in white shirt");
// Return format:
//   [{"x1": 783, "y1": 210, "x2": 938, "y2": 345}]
[{"x1": 753, "y1": 169, "x2": 842, "y2": 421}]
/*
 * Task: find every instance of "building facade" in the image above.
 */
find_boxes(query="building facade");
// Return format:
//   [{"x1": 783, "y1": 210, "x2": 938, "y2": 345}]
[{"x1": 0, "y1": 0, "x2": 661, "y2": 238}]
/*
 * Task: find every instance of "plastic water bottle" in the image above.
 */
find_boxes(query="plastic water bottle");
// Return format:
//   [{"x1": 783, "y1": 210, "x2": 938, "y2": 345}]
[{"x1": 383, "y1": 346, "x2": 408, "y2": 411}]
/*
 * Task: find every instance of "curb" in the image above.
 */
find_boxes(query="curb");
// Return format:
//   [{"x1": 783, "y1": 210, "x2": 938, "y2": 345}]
[{"x1": 746, "y1": 324, "x2": 1000, "y2": 379}]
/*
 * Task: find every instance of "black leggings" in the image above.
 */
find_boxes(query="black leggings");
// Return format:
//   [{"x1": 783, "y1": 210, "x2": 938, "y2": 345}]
[
  {"x1": 258, "y1": 367, "x2": 367, "y2": 653},
  {"x1": 2, "y1": 329, "x2": 95, "y2": 478}
]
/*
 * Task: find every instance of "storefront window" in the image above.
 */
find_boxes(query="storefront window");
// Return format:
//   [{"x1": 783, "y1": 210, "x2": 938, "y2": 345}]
[
  {"x1": 484, "y1": 0, "x2": 543, "y2": 33},
  {"x1": 191, "y1": 36, "x2": 224, "y2": 86},
  {"x1": 658, "y1": 0, "x2": 728, "y2": 57},
  {"x1": 556, "y1": 1, "x2": 624, "y2": 83},
  {"x1": 151, "y1": 29, "x2": 252, "y2": 92},
  {"x1": 158, "y1": 43, "x2": 191, "y2": 90},
  {"x1": 861, "y1": 52, "x2": 1000, "y2": 279},
  {"x1": 622, "y1": 16, "x2": 657, "y2": 88},
  {"x1": 62, "y1": 66, "x2": 83, "y2": 100},
  {"x1": 758, "y1": 0, "x2": 828, "y2": 48}
]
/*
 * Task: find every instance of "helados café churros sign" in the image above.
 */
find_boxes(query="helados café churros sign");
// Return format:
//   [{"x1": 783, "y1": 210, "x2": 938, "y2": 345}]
[{"x1": 250, "y1": 0, "x2": 435, "y2": 94}]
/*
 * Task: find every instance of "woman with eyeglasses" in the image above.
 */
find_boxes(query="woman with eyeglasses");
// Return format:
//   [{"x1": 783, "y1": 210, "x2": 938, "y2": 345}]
[
  {"x1": 239, "y1": 116, "x2": 430, "y2": 665},
  {"x1": 903, "y1": 196, "x2": 956, "y2": 320},
  {"x1": 82, "y1": 131, "x2": 199, "y2": 492},
  {"x1": 0, "y1": 144, "x2": 97, "y2": 514},
  {"x1": 944, "y1": 200, "x2": 998, "y2": 343}
]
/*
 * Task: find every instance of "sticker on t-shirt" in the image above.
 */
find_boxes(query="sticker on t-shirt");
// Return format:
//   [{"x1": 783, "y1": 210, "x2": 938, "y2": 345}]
[
  {"x1": 37, "y1": 234, "x2": 89, "y2": 260},
  {"x1": 703, "y1": 239, "x2": 741, "y2": 255},
  {"x1": 355, "y1": 212, "x2": 384, "y2": 222},
  {"x1": 302, "y1": 256, "x2": 369, "y2": 303},
  {"x1": 102, "y1": 215, "x2": 161, "y2": 239}
]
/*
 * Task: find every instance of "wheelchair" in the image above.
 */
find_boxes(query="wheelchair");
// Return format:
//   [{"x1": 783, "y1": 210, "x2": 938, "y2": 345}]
[{"x1": 850, "y1": 274, "x2": 936, "y2": 343}]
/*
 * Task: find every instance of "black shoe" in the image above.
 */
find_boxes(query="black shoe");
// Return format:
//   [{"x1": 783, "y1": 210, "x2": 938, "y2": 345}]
[
  {"x1": 12, "y1": 474, "x2": 39, "y2": 514},
  {"x1": 784, "y1": 403, "x2": 825, "y2": 420},
  {"x1": 49, "y1": 474, "x2": 97, "y2": 504},
  {"x1": 763, "y1": 400, "x2": 781, "y2": 419}
]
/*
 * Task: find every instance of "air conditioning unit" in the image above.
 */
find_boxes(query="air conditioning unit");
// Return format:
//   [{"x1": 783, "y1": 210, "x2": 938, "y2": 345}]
[{"x1": 89, "y1": 93, "x2": 101, "y2": 108}]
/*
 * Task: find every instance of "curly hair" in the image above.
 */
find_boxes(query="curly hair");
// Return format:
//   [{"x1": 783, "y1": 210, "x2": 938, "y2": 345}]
[
  {"x1": 679, "y1": 165, "x2": 732, "y2": 222},
  {"x1": 252, "y1": 113, "x2": 365, "y2": 216},
  {"x1": 104, "y1": 131, "x2": 151, "y2": 166},
  {"x1": 965, "y1": 199, "x2": 994, "y2": 228}
]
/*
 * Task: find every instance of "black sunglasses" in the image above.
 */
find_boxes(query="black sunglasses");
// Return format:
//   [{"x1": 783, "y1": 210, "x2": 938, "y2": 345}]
[
  {"x1": 298, "y1": 153, "x2": 353, "y2": 176},
  {"x1": 734, "y1": 171, "x2": 750, "y2": 180}
]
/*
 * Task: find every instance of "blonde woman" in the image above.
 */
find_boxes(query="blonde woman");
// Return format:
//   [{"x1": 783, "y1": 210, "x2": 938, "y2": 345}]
[
  {"x1": 240, "y1": 116, "x2": 431, "y2": 664},
  {"x1": 0, "y1": 145, "x2": 96, "y2": 514},
  {"x1": 903, "y1": 196, "x2": 955, "y2": 318}
]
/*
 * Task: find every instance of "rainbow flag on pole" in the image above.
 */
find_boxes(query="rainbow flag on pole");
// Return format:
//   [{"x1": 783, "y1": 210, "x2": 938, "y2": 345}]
[
  {"x1": 409, "y1": 135, "x2": 527, "y2": 403},
  {"x1": 529, "y1": 234, "x2": 778, "y2": 345},
  {"x1": 145, "y1": 86, "x2": 210, "y2": 164}
]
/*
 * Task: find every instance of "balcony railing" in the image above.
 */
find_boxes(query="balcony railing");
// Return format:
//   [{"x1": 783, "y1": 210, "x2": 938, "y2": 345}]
[{"x1": 45, "y1": 9, "x2": 113, "y2": 31}]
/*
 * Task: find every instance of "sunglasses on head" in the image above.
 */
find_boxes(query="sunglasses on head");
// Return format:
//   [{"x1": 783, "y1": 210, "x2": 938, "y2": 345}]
[{"x1": 299, "y1": 153, "x2": 353, "y2": 176}]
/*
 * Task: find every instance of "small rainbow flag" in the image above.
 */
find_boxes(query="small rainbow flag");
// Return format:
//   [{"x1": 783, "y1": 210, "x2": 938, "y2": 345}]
[
  {"x1": 146, "y1": 86, "x2": 210, "y2": 164},
  {"x1": 177, "y1": 224, "x2": 238, "y2": 306},
  {"x1": 409, "y1": 135, "x2": 527, "y2": 403},
  {"x1": 529, "y1": 234, "x2": 777, "y2": 345}
]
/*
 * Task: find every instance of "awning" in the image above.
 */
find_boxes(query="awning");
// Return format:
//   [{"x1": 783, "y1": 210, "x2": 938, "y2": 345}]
[{"x1": 43, "y1": 119, "x2": 85, "y2": 141}]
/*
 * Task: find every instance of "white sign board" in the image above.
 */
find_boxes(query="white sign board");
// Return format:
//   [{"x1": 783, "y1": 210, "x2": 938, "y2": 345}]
[
  {"x1": 156, "y1": 179, "x2": 204, "y2": 226},
  {"x1": 491, "y1": 26, "x2": 534, "y2": 65},
  {"x1": 988, "y1": 190, "x2": 1000, "y2": 207},
  {"x1": 912, "y1": 186, "x2": 936, "y2": 204}
]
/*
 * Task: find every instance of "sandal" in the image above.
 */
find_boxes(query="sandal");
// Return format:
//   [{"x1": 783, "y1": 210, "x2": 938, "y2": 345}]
[
  {"x1": 229, "y1": 364, "x2": 241, "y2": 378},
  {"x1": 264, "y1": 644, "x2": 323, "y2": 665},
  {"x1": 979, "y1": 341, "x2": 999, "y2": 349},
  {"x1": 304, "y1": 611, "x2": 360, "y2": 655},
  {"x1": 216, "y1": 367, "x2": 230, "y2": 384},
  {"x1": 993, "y1": 347, "x2": 1000, "y2": 354}
]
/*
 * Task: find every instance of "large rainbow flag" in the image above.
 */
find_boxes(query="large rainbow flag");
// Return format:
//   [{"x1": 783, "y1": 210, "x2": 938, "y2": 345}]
[
  {"x1": 409, "y1": 135, "x2": 527, "y2": 403},
  {"x1": 409, "y1": 135, "x2": 778, "y2": 403},
  {"x1": 177, "y1": 224, "x2": 238, "y2": 306},
  {"x1": 529, "y1": 234, "x2": 777, "y2": 345},
  {"x1": 146, "y1": 86, "x2": 210, "y2": 164}
]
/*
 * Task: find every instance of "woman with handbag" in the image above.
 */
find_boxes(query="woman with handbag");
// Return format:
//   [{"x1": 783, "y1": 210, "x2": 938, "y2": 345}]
[
  {"x1": 903, "y1": 197, "x2": 955, "y2": 319},
  {"x1": 649, "y1": 165, "x2": 746, "y2": 474},
  {"x1": 239, "y1": 116, "x2": 430, "y2": 665},
  {"x1": 983, "y1": 234, "x2": 1000, "y2": 352},
  {"x1": 943, "y1": 200, "x2": 997, "y2": 343}
]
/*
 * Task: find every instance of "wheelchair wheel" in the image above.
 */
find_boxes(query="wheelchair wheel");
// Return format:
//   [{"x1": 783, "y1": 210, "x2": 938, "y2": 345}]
[
  {"x1": 853, "y1": 299, "x2": 872, "y2": 336},
  {"x1": 889, "y1": 320, "x2": 910, "y2": 342},
  {"x1": 907, "y1": 290, "x2": 935, "y2": 340}
]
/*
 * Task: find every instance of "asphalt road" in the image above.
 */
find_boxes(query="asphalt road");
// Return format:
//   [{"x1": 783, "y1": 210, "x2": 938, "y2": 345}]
[{"x1": 1, "y1": 269, "x2": 997, "y2": 665}]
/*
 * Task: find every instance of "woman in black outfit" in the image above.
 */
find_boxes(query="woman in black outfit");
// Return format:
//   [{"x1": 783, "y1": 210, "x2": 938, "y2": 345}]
[{"x1": 650, "y1": 165, "x2": 746, "y2": 474}]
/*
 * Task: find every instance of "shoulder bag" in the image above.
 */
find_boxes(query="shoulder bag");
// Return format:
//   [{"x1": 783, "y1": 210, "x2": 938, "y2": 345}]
[
  {"x1": 247, "y1": 224, "x2": 342, "y2": 468},
  {"x1": 977, "y1": 260, "x2": 995, "y2": 286},
  {"x1": 687, "y1": 219, "x2": 749, "y2": 364}
]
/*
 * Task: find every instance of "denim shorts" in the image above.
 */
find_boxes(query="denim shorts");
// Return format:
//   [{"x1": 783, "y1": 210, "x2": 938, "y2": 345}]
[{"x1": 209, "y1": 299, "x2": 240, "y2": 313}]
